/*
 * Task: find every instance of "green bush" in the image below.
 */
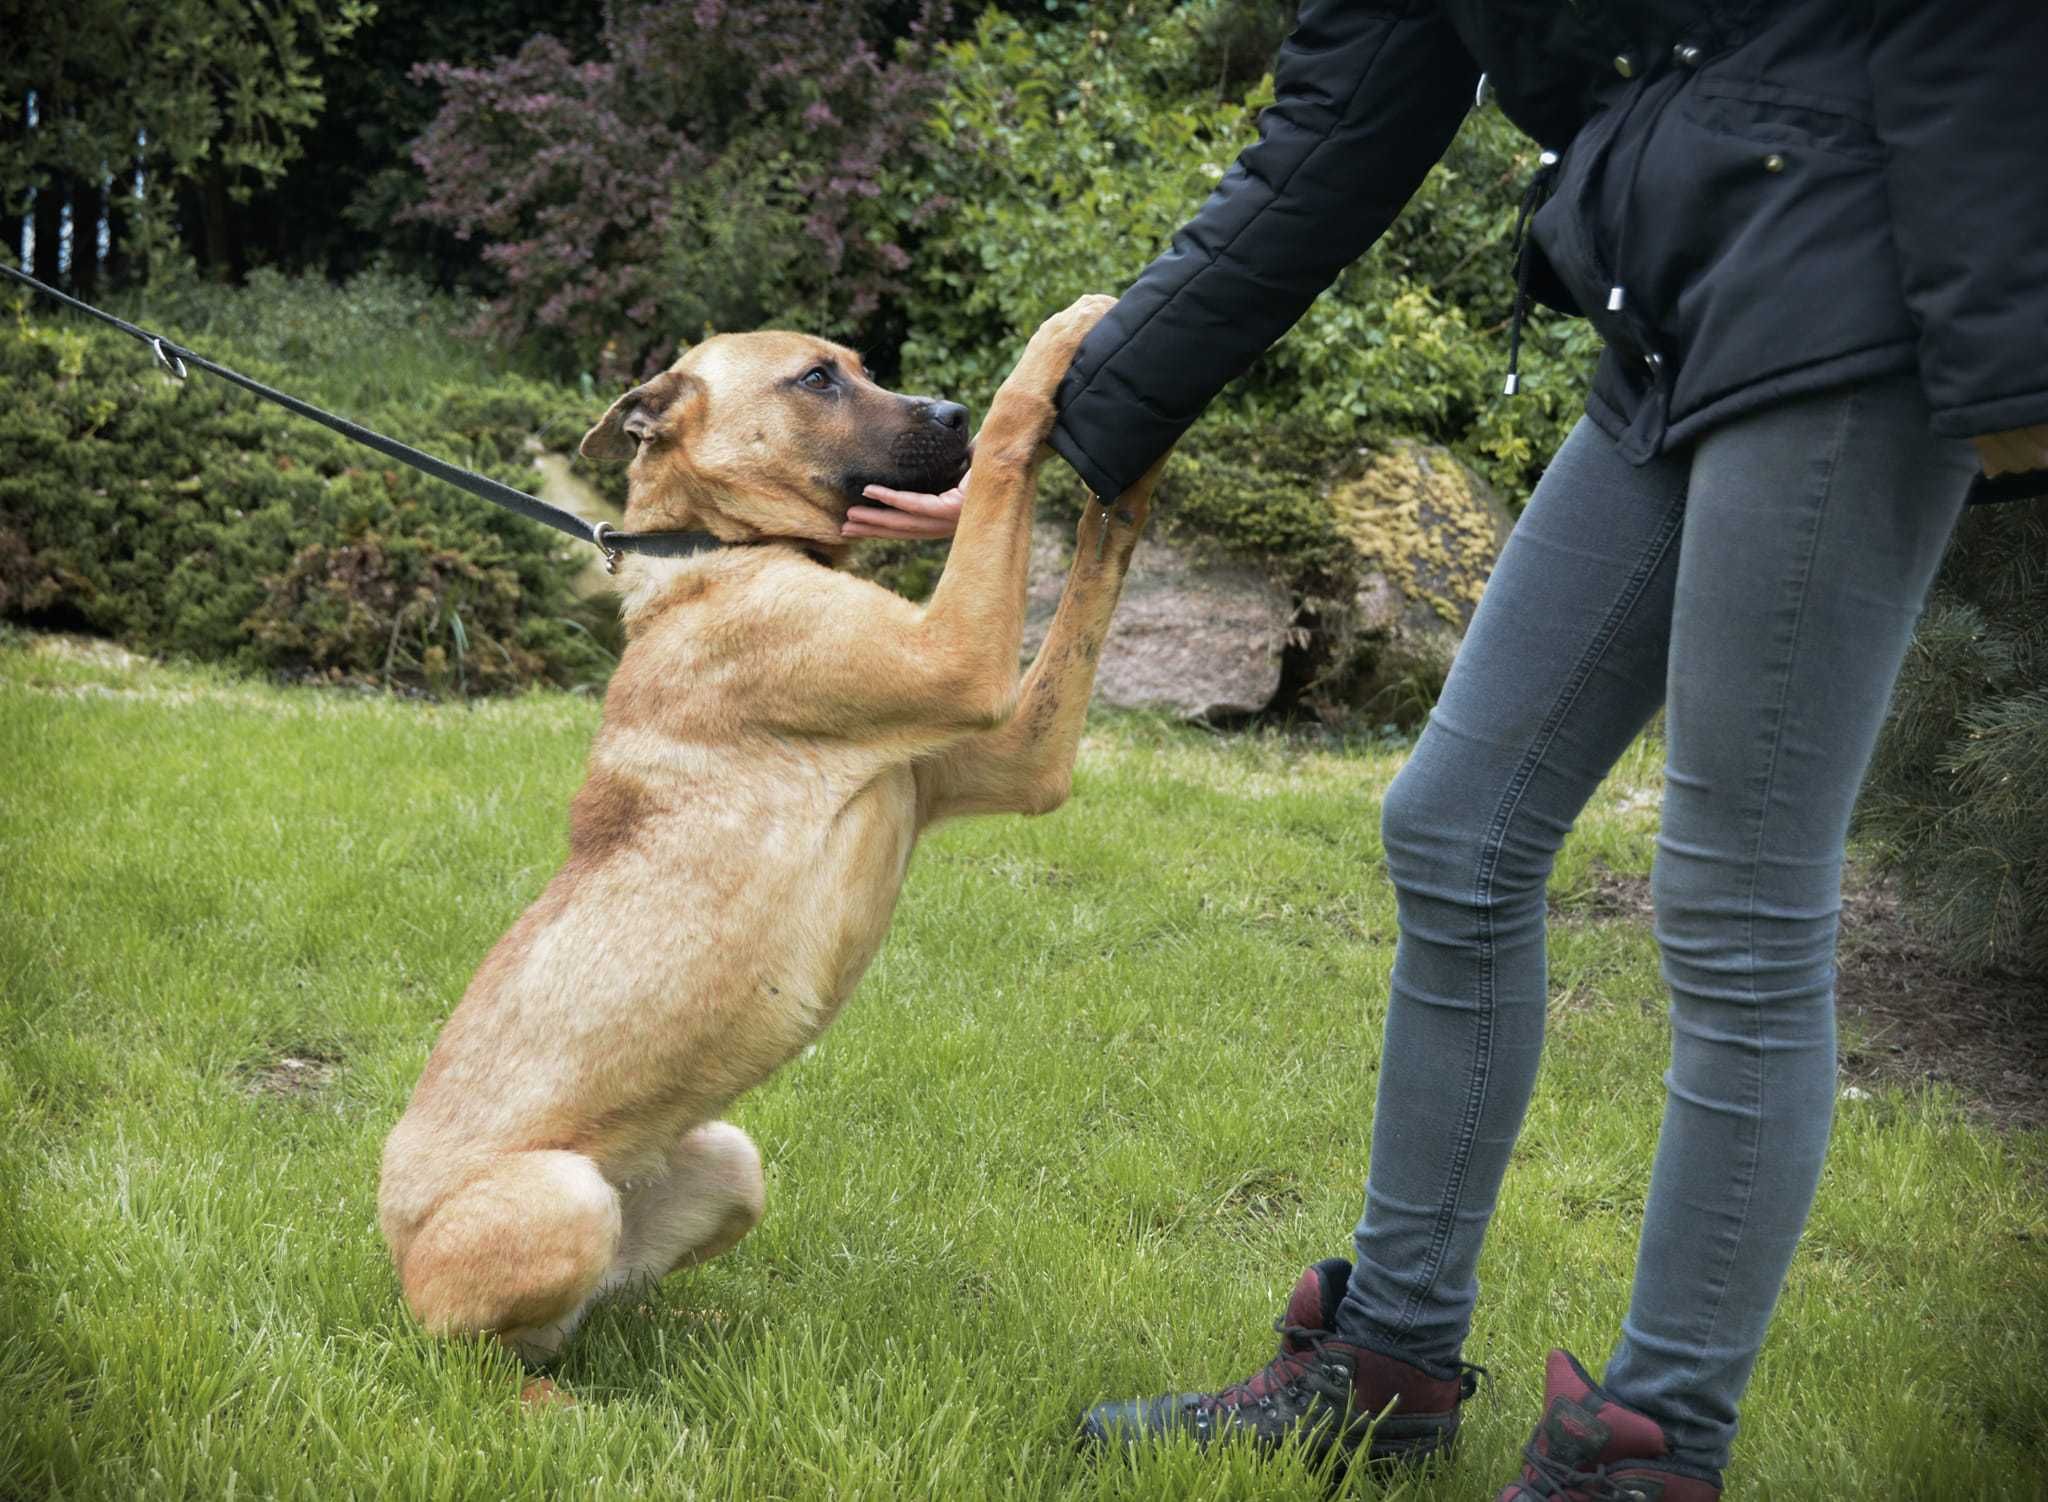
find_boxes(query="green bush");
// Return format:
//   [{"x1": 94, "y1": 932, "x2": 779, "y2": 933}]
[
  {"x1": 874, "y1": 4, "x2": 1592, "y2": 706},
  {"x1": 1857, "y1": 502, "x2": 2048, "y2": 978},
  {"x1": 0, "y1": 278, "x2": 625, "y2": 696},
  {"x1": 106, "y1": 267, "x2": 577, "y2": 419},
  {"x1": 893, "y1": 6, "x2": 1264, "y2": 403},
  {"x1": 891, "y1": 2, "x2": 1592, "y2": 524}
]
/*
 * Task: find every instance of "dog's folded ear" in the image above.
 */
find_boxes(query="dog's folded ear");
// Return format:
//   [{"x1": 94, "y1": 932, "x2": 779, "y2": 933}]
[{"x1": 580, "y1": 370, "x2": 701, "y2": 463}]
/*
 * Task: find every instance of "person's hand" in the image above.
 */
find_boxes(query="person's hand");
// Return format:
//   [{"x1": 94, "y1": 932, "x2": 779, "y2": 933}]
[
  {"x1": 1972, "y1": 423, "x2": 2048, "y2": 476},
  {"x1": 841, "y1": 480, "x2": 964, "y2": 540}
]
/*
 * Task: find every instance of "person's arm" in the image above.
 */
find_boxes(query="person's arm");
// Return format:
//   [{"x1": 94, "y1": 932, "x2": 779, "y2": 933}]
[
  {"x1": 1049, "y1": 0, "x2": 1478, "y2": 502},
  {"x1": 1868, "y1": 0, "x2": 2048, "y2": 471}
]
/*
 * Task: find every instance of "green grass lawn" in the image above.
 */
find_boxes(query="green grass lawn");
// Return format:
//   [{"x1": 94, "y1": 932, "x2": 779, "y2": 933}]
[{"x1": 3, "y1": 633, "x2": 2043, "y2": 1501}]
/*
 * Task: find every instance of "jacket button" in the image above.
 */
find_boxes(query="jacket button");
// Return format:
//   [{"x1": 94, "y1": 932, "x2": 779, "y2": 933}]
[
  {"x1": 1613, "y1": 53, "x2": 1636, "y2": 78},
  {"x1": 1673, "y1": 42, "x2": 1704, "y2": 66},
  {"x1": 1763, "y1": 153, "x2": 1786, "y2": 172}
]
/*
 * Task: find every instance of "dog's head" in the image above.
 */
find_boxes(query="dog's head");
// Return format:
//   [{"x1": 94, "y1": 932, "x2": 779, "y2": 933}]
[{"x1": 579, "y1": 332, "x2": 971, "y2": 546}]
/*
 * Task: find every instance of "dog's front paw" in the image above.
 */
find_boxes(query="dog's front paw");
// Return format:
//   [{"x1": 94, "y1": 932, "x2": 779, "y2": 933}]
[
  {"x1": 976, "y1": 295, "x2": 1117, "y2": 467},
  {"x1": 1007, "y1": 294, "x2": 1116, "y2": 401}
]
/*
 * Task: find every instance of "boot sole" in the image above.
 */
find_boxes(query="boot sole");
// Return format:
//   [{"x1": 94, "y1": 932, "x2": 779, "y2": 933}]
[
  {"x1": 1340, "y1": 1408, "x2": 1461, "y2": 1467},
  {"x1": 1077, "y1": 1403, "x2": 1460, "y2": 1468}
]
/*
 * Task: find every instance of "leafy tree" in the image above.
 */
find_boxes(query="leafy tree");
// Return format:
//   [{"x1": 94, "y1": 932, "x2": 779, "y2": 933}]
[
  {"x1": 1, "y1": 0, "x2": 372, "y2": 285},
  {"x1": 230, "y1": 2, "x2": 607, "y2": 284},
  {"x1": 406, "y1": 0, "x2": 948, "y2": 383}
]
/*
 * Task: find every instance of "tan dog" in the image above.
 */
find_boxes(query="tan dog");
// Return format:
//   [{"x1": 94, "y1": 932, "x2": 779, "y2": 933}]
[{"x1": 377, "y1": 296, "x2": 1162, "y2": 1363}]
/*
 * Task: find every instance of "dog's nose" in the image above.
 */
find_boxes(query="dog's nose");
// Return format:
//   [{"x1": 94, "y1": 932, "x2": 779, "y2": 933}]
[{"x1": 927, "y1": 401, "x2": 969, "y2": 433}]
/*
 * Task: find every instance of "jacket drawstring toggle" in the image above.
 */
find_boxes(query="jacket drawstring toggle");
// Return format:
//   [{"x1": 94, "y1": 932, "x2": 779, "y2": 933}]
[{"x1": 1504, "y1": 150, "x2": 1560, "y2": 396}]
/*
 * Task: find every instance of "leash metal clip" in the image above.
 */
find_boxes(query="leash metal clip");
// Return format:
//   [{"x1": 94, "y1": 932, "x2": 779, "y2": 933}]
[
  {"x1": 150, "y1": 337, "x2": 188, "y2": 381},
  {"x1": 591, "y1": 522, "x2": 624, "y2": 575}
]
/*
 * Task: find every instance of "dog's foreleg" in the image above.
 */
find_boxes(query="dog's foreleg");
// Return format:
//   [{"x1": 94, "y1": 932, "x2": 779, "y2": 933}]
[
  {"x1": 728, "y1": 296, "x2": 1117, "y2": 746},
  {"x1": 903, "y1": 295, "x2": 1118, "y2": 723},
  {"x1": 916, "y1": 460, "x2": 1162, "y2": 824}
]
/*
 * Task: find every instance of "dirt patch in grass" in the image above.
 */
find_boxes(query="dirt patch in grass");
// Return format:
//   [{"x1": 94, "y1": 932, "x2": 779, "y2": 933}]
[
  {"x1": 1215, "y1": 1168, "x2": 1307, "y2": 1221},
  {"x1": 1550, "y1": 864, "x2": 1656, "y2": 925},
  {"x1": 1552, "y1": 862, "x2": 2048, "y2": 1130},
  {"x1": 1833, "y1": 871, "x2": 2048, "y2": 1133},
  {"x1": 242, "y1": 1050, "x2": 341, "y2": 1100}
]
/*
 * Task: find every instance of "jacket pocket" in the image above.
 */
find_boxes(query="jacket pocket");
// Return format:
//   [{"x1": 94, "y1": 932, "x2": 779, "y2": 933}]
[
  {"x1": 1685, "y1": 76, "x2": 1883, "y2": 163},
  {"x1": 1623, "y1": 73, "x2": 1913, "y2": 414}
]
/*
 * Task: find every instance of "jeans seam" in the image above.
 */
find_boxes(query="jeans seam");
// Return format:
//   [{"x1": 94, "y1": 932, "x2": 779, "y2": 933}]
[
  {"x1": 1387, "y1": 483, "x2": 1689, "y2": 1340},
  {"x1": 1674, "y1": 384, "x2": 1855, "y2": 1398}
]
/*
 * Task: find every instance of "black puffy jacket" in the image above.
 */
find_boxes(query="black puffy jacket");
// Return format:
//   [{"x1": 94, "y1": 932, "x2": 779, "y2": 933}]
[{"x1": 1049, "y1": 0, "x2": 2048, "y2": 502}]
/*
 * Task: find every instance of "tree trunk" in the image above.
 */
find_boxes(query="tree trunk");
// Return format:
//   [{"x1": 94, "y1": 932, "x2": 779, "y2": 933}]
[
  {"x1": 175, "y1": 180, "x2": 206, "y2": 270},
  {"x1": 246, "y1": 192, "x2": 287, "y2": 271},
  {"x1": 28, "y1": 77, "x2": 66, "y2": 285},
  {"x1": 31, "y1": 170, "x2": 64, "y2": 286},
  {"x1": 105, "y1": 166, "x2": 134, "y2": 288},
  {"x1": 69, "y1": 178, "x2": 104, "y2": 299},
  {"x1": 201, "y1": 170, "x2": 232, "y2": 281},
  {"x1": 1, "y1": 85, "x2": 24, "y2": 273}
]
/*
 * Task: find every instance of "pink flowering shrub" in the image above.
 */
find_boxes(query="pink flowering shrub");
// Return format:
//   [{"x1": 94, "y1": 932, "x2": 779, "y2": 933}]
[{"x1": 409, "y1": 1, "x2": 945, "y2": 382}]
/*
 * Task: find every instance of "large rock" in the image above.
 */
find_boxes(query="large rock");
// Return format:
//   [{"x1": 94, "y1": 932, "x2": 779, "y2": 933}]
[
  {"x1": 1325, "y1": 440, "x2": 1514, "y2": 717},
  {"x1": 1020, "y1": 520, "x2": 1292, "y2": 721}
]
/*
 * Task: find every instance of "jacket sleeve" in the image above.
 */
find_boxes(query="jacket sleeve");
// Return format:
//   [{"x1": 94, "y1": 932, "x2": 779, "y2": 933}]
[
  {"x1": 1048, "y1": 0, "x2": 1479, "y2": 501},
  {"x1": 1868, "y1": 0, "x2": 2048, "y2": 440}
]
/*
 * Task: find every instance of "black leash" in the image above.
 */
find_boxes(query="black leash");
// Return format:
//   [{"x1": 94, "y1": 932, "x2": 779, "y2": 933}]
[{"x1": 1, "y1": 264, "x2": 725, "y2": 570}]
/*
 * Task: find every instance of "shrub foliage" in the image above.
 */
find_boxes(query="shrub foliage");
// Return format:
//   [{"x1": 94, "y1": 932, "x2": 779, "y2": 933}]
[
  {"x1": 1856, "y1": 502, "x2": 2048, "y2": 977},
  {"x1": 892, "y1": 3, "x2": 1593, "y2": 507},
  {"x1": 0, "y1": 280, "x2": 620, "y2": 696},
  {"x1": 406, "y1": 0, "x2": 947, "y2": 382}
]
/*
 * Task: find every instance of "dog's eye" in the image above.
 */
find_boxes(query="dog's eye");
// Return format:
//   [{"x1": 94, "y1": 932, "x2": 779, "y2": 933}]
[{"x1": 798, "y1": 366, "x2": 834, "y2": 392}]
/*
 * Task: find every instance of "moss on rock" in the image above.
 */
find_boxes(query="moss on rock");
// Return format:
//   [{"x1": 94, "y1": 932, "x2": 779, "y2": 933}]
[
  {"x1": 1327, "y1": 439, "x2": 1510, "y2": 634},
  {"x1": 1317, "y1": 441, "x2": 1513, "y2": 724}
]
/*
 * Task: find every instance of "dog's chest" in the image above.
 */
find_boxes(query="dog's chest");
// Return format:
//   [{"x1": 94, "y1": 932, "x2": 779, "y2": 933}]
[{"x1": 774, "y1": 762, "x2": 920, "y2": 1031}]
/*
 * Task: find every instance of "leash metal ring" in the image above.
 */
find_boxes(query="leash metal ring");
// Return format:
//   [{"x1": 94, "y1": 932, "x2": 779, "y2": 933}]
[
  {"x1": 591, "y1": 522, "x2": 624, "y2": 575},
  {"x1": 150, "y1": 337, "x2": 188, "y2": 381}
]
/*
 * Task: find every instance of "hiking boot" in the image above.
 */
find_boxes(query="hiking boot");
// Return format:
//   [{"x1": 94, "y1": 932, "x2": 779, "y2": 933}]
[
  {"x1": 1078, "y1": 1257, "x2": 1479, "y2": 1466},
  {"x1": 1498, "y1": 1350, "x2": 1723, "y2": 1501}
]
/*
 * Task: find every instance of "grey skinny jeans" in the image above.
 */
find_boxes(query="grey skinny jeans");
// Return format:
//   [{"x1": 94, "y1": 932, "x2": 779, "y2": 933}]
[{"x1": 1335, "y1": 370, "x2": 1975, "y2": 1474}]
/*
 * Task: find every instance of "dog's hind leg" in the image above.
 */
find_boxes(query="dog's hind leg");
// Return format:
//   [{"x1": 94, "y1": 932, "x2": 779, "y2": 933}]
[
  {"x1": 602, "y1": 1121, "x2": 765, "y2": 1297},
  {"x1": 397, "y1": 1149, "x2": 622, "y2": 1365}
]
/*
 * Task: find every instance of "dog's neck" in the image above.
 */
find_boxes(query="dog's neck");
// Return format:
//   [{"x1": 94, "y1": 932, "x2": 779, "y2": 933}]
[
  {"x1": 625, "y1": 472, "x2": 853, "y2": 561},
  {"x1": 612, "y1": 536, "x2": 848, "y2": 633}
]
